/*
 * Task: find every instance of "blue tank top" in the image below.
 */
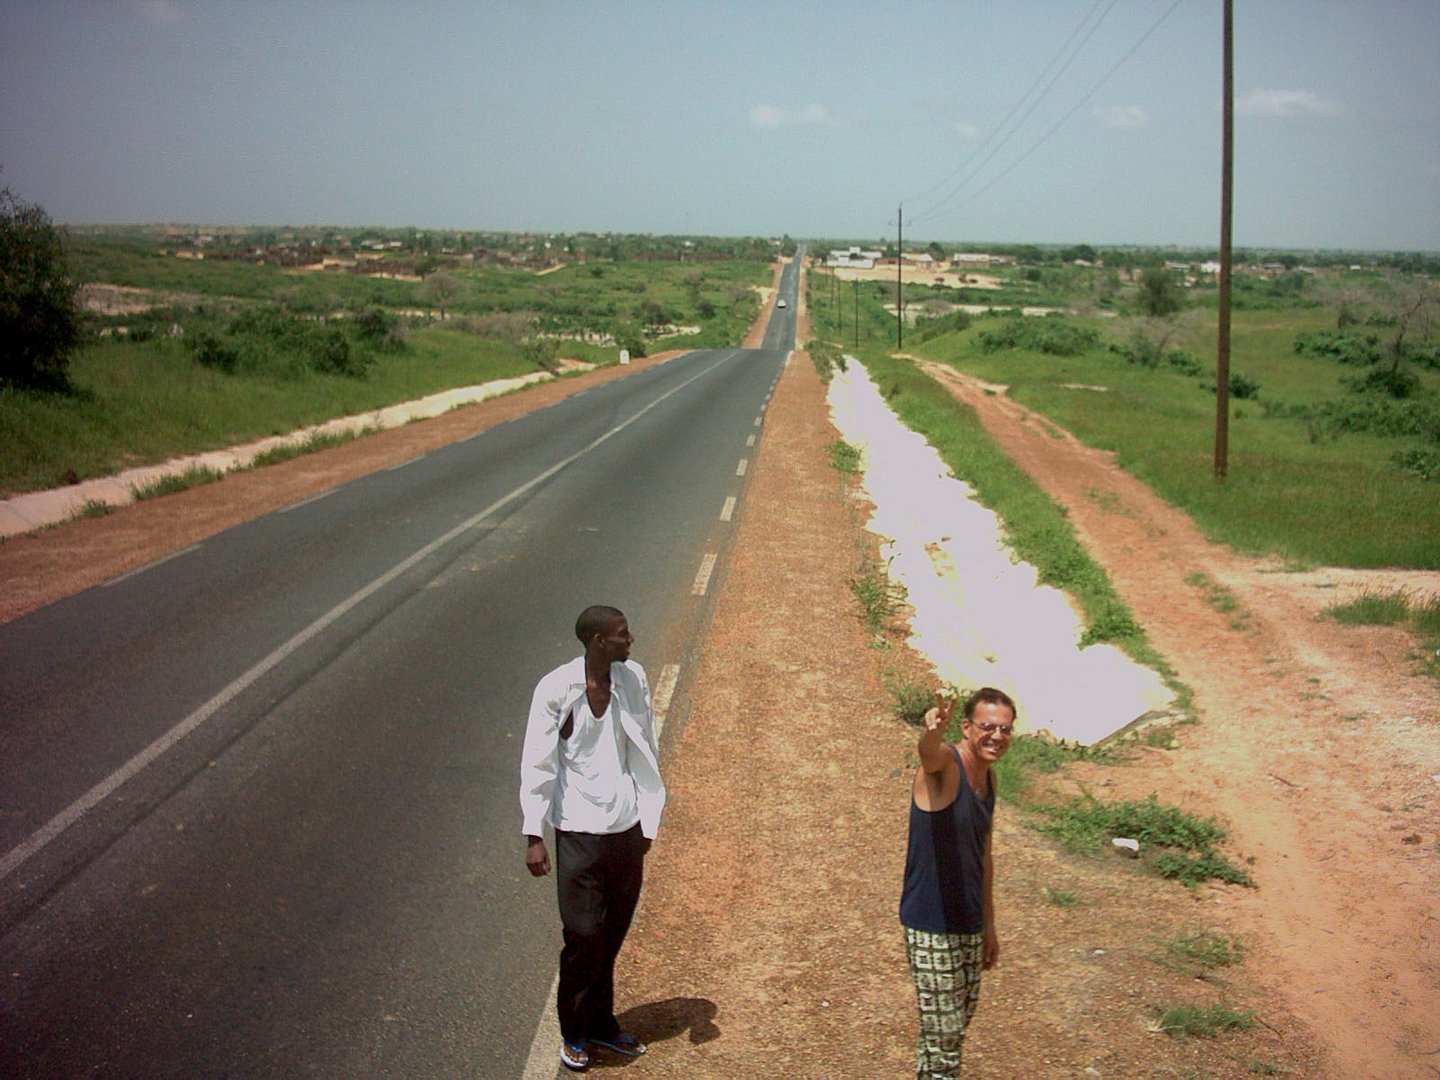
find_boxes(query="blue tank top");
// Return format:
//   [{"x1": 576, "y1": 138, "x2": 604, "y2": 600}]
[{"x1": 899, "y1": 745, "x2": 994, "y2": 934}]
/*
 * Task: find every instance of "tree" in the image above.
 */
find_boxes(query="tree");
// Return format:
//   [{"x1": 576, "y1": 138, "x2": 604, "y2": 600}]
[
  {"x1": 1, "y1": 182, "x2": 83, "y2": 390},
  {"x1": 418, "y1": 272, "x2": 466, "y2": 319},
  {"x1": 1138, "y1": 267, "x2": 1183, "y2": 317}
]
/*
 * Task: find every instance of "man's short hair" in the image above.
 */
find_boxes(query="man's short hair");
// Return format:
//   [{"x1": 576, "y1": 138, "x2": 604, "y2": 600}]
[
  {"x1": 575, "y1": 605, "x2": 625, "y2": 644},
  {"x1": 963, "y1": 686, "x2": 1017, "y2": 721}
]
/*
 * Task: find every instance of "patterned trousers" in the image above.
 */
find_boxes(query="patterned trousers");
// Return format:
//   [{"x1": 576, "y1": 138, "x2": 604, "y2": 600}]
[{"x1": 904, "y1": 926, "x2": 984, "y2": 1079}]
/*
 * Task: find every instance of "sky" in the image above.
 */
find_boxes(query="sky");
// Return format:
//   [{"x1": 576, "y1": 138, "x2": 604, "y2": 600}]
[{"x1": 2, "y1": 0, "x2": 1437, "y2": 251}]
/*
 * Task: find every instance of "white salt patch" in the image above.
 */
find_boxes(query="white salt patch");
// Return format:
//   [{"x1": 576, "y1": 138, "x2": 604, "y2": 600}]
[{"x1": 826, "y1": 358, "x2": 1172, "y2": 744}]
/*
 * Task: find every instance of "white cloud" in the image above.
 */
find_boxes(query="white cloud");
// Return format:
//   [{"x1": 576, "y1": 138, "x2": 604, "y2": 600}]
[
  {"x1": 133, "y1": 0, "x2": 185, "y2": 27},
  {"x1": 1094, "y1": 105, "x2": 1149, "y2": 131},
  {"x1": 1237, "y1": 88, "x2": 1346, "y2": 119},
  {"x1": 749, "y1": 104, "x2": 845, "y2": 130}
]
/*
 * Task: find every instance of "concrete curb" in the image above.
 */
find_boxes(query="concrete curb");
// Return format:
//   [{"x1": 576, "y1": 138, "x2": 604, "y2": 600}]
[{"x1": 0, "y1": 371, "x2": 556, "y2": 540}]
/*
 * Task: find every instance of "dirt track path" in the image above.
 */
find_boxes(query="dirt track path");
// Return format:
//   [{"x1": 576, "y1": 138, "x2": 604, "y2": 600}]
[{"x1": 919, "y1": 362, "x2": 1440, "y2": 1079}]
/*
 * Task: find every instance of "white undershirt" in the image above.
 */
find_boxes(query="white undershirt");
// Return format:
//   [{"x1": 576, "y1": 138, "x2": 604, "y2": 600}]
[{"x1": 552, "y1": 695, "x2": 639, "y2": 834}]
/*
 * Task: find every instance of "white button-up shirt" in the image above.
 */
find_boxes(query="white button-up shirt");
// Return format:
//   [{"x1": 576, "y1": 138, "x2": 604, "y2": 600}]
[{"x1": 519, "y1": 656, "x2": 666, "y2": 839}]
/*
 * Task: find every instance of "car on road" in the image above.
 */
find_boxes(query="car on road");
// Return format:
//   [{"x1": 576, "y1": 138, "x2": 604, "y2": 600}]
[{"x1": 777, "y1": 298, "x2": 787, "y2": 308}]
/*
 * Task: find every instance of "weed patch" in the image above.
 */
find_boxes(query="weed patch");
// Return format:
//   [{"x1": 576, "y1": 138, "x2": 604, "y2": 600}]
[
  {"x1": 1152, "y1": 1002, "x2": 1254, "y2": 1039},
  {"x1": 826, "y1": 439, "x2": 863, "y2": 474},
  {"x1": 1159, "y1": 928, "x2": 1245, "y2": 974},
  {"x1": 130, "y1": 464, "x2": 224, "y2": 501},
  {"x1": 1031, "y1": 792, "x2": 1254, "y2": 887}
]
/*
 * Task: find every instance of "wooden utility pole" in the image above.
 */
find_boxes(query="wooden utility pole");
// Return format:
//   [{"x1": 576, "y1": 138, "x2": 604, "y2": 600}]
[
  {"x1": 854, "y1": 278, "x2": 860, "y2": 348},
  {"x1": 897, "y1": 205, "x2": 904, "y2": 349},
  {"x1": 1214, "y1": 0, "x2": 1234, "y2": 479}
]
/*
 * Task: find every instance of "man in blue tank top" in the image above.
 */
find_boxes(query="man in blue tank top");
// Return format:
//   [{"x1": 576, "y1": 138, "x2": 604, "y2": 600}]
[{"x1": 899, "y1": 686, "x2": 1017, "y2": 1078}]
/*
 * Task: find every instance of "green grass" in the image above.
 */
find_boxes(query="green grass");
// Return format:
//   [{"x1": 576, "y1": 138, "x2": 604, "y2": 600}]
[
  {"x1": 1325, "y1": 588, "x2": 1440, "y2": 676},
  {"x1": 1152, "y1": 1002, "x2": 1254, "y2": 1039},
  {"x1": 1, "y1": 328, "x2": 535, "y2": 496},
  {"x1": 913, "y1": 308, "x2": 1440, "y2": 569},
  {"x1": 990, "y1": 734, "x2": 1123, "y2": 803}
]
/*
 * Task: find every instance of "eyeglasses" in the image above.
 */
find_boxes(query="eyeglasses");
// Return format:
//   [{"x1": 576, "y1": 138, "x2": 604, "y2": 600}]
[{"x1": 975, "y1": 722, "x2": 1014, "y2": 737}]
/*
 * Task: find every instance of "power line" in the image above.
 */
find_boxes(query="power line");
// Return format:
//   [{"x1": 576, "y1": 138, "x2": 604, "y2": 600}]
[
  {"x1": 906, "y1": 0, "x2": 1113, "y2": 208},
  {"x1": 910, "y1": 0, "x2": 1186, "y2": 229},
  {"x1": 908, "y1": 0, "x2": 1118, "y2": 217}
]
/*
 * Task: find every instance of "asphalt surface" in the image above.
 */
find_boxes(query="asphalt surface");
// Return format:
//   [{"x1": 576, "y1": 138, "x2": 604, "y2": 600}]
[{"x1": 0, "y1": 257, "x2": 800, "y2": 1077}]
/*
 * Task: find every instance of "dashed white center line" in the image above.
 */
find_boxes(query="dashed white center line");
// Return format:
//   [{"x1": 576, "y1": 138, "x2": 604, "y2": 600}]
[
  {"x1": 720, "y1": 496, "x2": 737, "y2": 522},
  {"x1": 746, "y1": 434, "x2": 756, "y2": 447},
  {"x1": 736, "y1": 459, "x2": 748, "y2": 477},
  {"x1": 692, "y1": 552, "x2": 718, "y2": 595}
]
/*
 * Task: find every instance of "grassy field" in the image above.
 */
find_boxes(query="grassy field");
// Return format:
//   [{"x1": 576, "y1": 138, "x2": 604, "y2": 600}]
[
  {"x1": 912, "y1": 307, "x2": 1439, "y2": 568},
  {"x1": 807, "y1": 261, "x2": 1438, "y2": 571},
  {"x1": 1, "y1": 233, "x2": 772, "y2": 496}
]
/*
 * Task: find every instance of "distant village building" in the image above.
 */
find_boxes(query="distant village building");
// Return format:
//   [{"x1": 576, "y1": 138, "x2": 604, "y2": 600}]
[
  {"x1": 951, "y1": 252, "x2": 995, "y2": 269},
  {"x1": 826, "y1": 246, "x2": 882, "y2": 269}
]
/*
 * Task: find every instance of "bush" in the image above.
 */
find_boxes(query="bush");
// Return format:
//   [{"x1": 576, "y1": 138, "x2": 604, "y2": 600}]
[
  {"x1": 1344, "y1": 366, "x2": 1421, "y2": 399},
  {"x1": 1109, "y1": 338, "x2": 1202, "y2": 375},
  {"x1": 1294, "y1": 329, "x2": 1382, "y2": 366},
  {"x1": 353, "y1": 305, "x2": 407, "y2": 351},
  {"x1": 187, "y1": 330, "x2": 240, "y2": 373},
  {"x1": 1390, "y1": 447, "x2": 1440, "y2": 481},
  {"x1": 612, "y1": 321, "x2": 647, "y2": 358},
  {"x1": 1206, "y1": 372, "x2": 1261, "y2": 400},
  {"x1": 977, "y1": 317, "x2": 1099, "y2": 357}
]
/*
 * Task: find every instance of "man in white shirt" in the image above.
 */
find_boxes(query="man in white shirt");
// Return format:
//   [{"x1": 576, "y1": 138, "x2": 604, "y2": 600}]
[{"x1": 520, "y1": 605, "x2": 666, "y2": 1073}]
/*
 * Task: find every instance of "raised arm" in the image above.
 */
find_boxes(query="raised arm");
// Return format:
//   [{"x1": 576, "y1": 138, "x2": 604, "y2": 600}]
[{"x1": 917, "y1": 690, "x2": 957, "y2": 775}]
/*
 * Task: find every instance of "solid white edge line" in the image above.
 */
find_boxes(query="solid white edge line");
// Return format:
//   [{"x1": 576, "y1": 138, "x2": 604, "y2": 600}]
[
  {"x1": 691, "y1": 552, "x2": 717, "y2": 596},
  {"x1": 521, "y1": 971, "x2": 563, "y2": 1079},
  {"x1": 102, "y1": 544, "x2": 201, "y2": 587},
  {"x1": 651, "y1": 662, "x2": 680, "y2": 739},
  {"x1": 280, "y1": 489, "x2": 336, "y2": 514},
  {"x1": 0, "y1": 356, "x2": 733, "y2": 885}
]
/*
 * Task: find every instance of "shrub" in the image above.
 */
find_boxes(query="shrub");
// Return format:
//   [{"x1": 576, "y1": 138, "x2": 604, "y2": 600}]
[
  {"x1": 1109, "y1": 338, "x2": 1202, "y2": 375},
  {"x1": 1294, "y1": 329, "x2": 1382, "y2": 366},
  {"x1": 1390, "y1": 447, "x2": 1440, "y2": 481},
  {"x1": 187, "y1": 330, "x2": 240, "y2": 374},
  {"x1": 1344, "y1": 366, "x2": 1421, "y2": 399},
  {"x1": 977, "y1": 317, "x2": 1099, "y2": 357},
  {"x1": 353, "y1": 305, "x2": 406, "y2": 351}
]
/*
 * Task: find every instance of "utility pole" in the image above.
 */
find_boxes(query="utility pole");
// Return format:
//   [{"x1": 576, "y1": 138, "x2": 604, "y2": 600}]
[
  {"x1": 1214, "y1": 0, "x2": 1234, "y2": 479},
  {"x1": 854, "y1": 278, "x2": 859, "y2": 349},
  {"x1": 897, "y1": 205, "x2": 904, "y2": 349}
]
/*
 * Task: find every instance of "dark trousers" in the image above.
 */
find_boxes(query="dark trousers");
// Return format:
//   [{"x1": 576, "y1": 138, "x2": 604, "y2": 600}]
[{"x1": 554, "y1": 824, "x2": 646, "y2": 1044}]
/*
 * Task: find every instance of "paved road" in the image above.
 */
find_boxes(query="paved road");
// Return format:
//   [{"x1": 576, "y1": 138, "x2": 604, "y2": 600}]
[{"x1": 0, "y1": 257, "x2": 801, "y2": 1077}]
